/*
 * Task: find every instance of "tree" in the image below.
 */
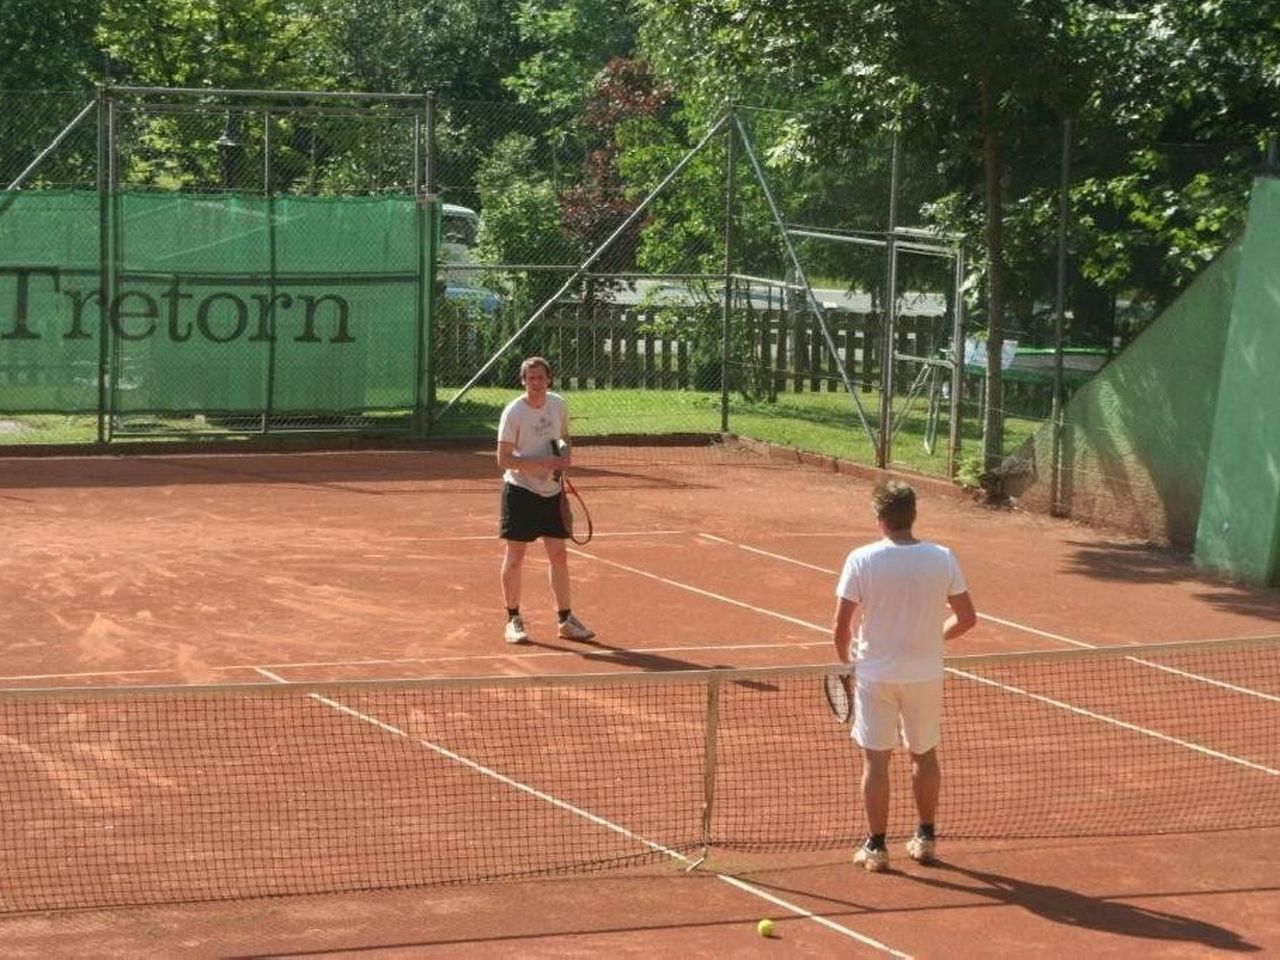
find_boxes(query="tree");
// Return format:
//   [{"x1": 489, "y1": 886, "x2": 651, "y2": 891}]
[
  {"x1": 505, "y1": 0, "x2": 637, "y2": 125},
  {"x1": 0, "y1": 0, "x2": 101, "y2": 91},
  {"x1": 559, "y1": 58, "x2": 672, "y2": 273},
  {"x1": 1065, "y1": 2, "x2": 1280, "y2": 332},
  {"x1": 97, "y1": 0, "x2": 332, "y2": 90},
  {"x1": 468, "y1": 132, "x2": 567, "y2": 384},
  {"x1": 0, "y1": 0, "x2": 103, "y2": 187},
  {"x1": 320, "y1": 0, "x2": 524, "y2": 99},
  {"x1": 638, "y1": 0, "x2": 1098, "y2": 468},
  {"x1": 634, "y1": 0, "x2": 1280, "y2": 469}
]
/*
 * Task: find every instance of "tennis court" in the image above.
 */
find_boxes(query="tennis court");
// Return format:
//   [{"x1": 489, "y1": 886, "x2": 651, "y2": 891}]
[{"x1": 2, "y1": 441, "x2": 1278, "y2": 957}]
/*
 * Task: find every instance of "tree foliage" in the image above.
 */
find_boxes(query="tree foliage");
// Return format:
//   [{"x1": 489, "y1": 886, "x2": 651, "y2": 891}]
[
  {"x1": 559, "y1": 58, "x2": 672, "y2": 272},
  {"x1": 97, "y1": 0, "x2": 332, "y2": 90},
  {"x1": 319, "y1": 0, "x2": 523, "y2": 98},
  {"x1": 505, "y1": 0, "x2": 636, "y2": 125},
  {"x1": 0, "y1": 0, "x2": 103, "y2": 187},
  {"x1": 0, "y1": 0, "x2": 102, "y2": 91},
  {"x1": 634, "y1": 0, "x2": 1280, "y2": 465},
  {"x1": 5, "y1": 0, "x2": 1278, "y2": 460}
]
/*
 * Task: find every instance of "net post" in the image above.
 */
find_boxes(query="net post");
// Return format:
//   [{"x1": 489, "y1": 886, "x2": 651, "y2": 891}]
[{"x1": 688, "y1": 675, "x2": 722, "y2": 872}]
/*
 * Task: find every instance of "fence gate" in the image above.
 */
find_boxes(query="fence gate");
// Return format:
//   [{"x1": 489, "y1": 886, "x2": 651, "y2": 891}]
[
  {"x1": 883, "y1": 232, "x2": 966, "y2": 476},
  {"x1": 98, "y1": 86, "x2": 430, "y2": 439}
]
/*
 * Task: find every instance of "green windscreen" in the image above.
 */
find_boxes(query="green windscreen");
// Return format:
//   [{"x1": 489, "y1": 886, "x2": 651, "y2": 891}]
[{"x1": 0, "y1": 190, "x2": 424, "y2": 422}]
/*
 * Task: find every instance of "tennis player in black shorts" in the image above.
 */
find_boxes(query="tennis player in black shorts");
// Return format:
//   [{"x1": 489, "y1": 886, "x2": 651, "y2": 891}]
[{"x1": 495, "y1": 356, "x2": 595, "y2": 645}]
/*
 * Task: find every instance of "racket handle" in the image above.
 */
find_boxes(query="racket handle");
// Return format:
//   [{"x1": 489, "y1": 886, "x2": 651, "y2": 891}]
[{"x1": 549, "y1": 438, "x2": 565, "y2": 481}]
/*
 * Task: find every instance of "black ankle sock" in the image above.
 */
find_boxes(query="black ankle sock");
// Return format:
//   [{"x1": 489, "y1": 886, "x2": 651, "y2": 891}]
[
  {"x1": 917, "y1": 823, "x2": 935, "y2": 840},
  {"x1": 506, "y1": 608, "x2": 520, "y2": 619},
  {"x1": 557, "y1": 609, "x2": 571, "y2": 623},
  {"x1": 866, "y1": 833, "x2": 887, "y2": 851}
]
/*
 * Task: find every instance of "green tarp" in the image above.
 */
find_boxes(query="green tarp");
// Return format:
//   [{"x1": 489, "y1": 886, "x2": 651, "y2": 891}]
[{"x1": 0, "y1": 190, "x2": 424, "y2": 417}]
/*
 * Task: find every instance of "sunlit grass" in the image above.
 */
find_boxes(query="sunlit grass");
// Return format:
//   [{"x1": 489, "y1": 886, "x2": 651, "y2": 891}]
[{"x1": 2, "y1": 384, "x2": 1044, "y2": 485}]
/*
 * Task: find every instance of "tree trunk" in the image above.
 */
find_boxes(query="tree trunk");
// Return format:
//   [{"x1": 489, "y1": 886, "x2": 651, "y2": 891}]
[{"x1": 980, "y1": 73, "x2": 1005, "y2": 473}]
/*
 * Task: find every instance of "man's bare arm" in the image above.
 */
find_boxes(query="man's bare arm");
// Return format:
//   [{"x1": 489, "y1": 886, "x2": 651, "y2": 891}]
[
  {"x1": 833, "y1": 596, "x2": 859, "y2": 664},
  {"x1": 497, "y1": 440, "x2": 565, "y2": 474},
  {"x1": 943, "y1": 591, "x2": 977, "y2": 641}
]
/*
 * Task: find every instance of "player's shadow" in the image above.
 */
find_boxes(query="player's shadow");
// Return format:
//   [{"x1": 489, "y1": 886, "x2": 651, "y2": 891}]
[
  {"x1": 909, "y1": 861, "x2": 1261, "y2": 952},
  {"x1": 527, "y1": 636, "x2": 779, "y2": 692},
  {"x1": 527, "y1": 635, "x2": 727, "y2": 672}
]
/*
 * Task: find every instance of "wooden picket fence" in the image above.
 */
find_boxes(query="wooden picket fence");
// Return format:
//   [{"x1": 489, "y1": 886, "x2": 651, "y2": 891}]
[{"x1": 434, "y1": 301, "x2": 953, "y2": 393}]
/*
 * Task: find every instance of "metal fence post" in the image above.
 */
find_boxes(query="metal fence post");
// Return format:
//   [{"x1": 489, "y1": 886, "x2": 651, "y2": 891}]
[
  {"x1": 877, "y1": 132, "x2": 901, "y2": 468},
  {"x1": 418, "y1": 91, "x2": 439, "y2": 435},
  {"x1": 1050, "y1": 118, "x2": 1072, "y2": 515},
  {"x1": 720, "y1": 106, "x2": 737, "y2": 435},
  {"x1": 948, "y1": 244, "x2": 966, "y2": 478}
]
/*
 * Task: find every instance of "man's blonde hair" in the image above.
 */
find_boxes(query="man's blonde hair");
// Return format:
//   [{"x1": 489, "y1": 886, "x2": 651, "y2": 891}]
[{"x1": 871, "y1": 479, "x2": 916, "y2": 531}]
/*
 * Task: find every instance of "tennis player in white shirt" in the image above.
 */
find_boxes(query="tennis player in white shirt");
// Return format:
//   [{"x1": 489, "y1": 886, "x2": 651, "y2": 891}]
[
  {"x1": 833, "y1": 479, "x2": 976, "y2": 871},
  {"x1": 496, "y1": 356, "x2": 594, "y2": 645}
]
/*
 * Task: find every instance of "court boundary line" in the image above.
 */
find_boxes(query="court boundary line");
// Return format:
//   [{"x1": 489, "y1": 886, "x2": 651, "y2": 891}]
[
  {"x1": 689, "y1": 531, "x2": 1280, "y2": 707},
  {"x1": 0, "y1": 640, "x2": 835, "y2": 683},
  {"x1": 697, "y1": 533, "x2": 1094, "y2": 648},
  {"x1": 396, "y1": 529, "x2": 690, "y2": 543},
  {"x1": 252, "y1": 666, "x2": 911, "y2": 957},
  {"x1": 570, "y1": 540, "x2": 1279, "y2": 778},
  {"x1": 949, "y1": 667, "x2": 1280, "y2": 777},
  {"x1": 694, "y1": 532, "x2": 1278, "y2": 660}
]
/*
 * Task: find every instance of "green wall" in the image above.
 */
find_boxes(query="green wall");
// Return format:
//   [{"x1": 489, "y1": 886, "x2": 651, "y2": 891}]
[
  {"x1": 1008, "y1": 174, "x2": 1280, "y2": 585},
  {"x1": 1194, "y1": 177, "x2": 1280, "y2": 584},
  {"x1": 1010, "y1": 243, "x2": 1237, "y2": 547}
]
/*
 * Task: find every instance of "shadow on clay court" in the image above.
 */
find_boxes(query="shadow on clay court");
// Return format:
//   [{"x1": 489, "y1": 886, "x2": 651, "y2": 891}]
[
  {"x1": 1062, "y1": 540, "x2": 1280, "y2": 620},
  {"x1": 745, "y1": 861, "x2": 1264, "y2": 953},
  {"x1": 905, "y1": 861, "x2": 1263, "y2": 952},
  {"x1": 524, "y1": 636, "x2": 779, "y2": 692},
  {"x1": 1061, "y1": 540, "x2": 1204, "y2": 585}
]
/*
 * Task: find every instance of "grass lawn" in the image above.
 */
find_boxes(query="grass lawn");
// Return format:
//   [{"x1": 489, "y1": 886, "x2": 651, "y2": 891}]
[{"x1": 2, "y1": 383, "x2": 1044, "y2": 486}]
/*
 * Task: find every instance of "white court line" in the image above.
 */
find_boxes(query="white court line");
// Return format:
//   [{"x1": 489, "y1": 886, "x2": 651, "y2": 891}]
[
  {"x1": 0, "y1": 641, "x2": 836, "y2": 683},
  {"x1": 253, "y1": 666, "x2": 907, "y2": 955},
  {"x1": 695, "y1": 531, "x2": 1280, "y2": 702},
  {"x1": 698, "y1": 533, "x2": 1092, "y2": 647},
  {"x1": 1118, "y1": 655, "x2": 1280, "y2": 705},
  {"x1": 395, "y1": 529, "x2": 690, "y2": 544},
  {"x1": 570, "y1": 546, "x2": 828, "y2": 634},
  {"x1": 575, "y1": 535, "x2": 1277, "y2": 773},
  {"x1": 950, "y1": 668, "x2": 1280, "y2": 777}
]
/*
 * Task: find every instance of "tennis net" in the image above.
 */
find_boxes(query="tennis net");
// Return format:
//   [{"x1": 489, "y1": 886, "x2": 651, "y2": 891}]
[{"x1": 1, "y1": 635, "x2": 1277, "y2": 912}]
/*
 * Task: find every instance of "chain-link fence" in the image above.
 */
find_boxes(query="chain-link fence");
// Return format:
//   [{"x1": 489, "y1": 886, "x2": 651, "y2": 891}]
[
  {"x1": 3, "y1": 88, "x2": 433, "y2": 442},
  {"x1": 1, "y1": 86, "x2": 1268, "y2": 496}
]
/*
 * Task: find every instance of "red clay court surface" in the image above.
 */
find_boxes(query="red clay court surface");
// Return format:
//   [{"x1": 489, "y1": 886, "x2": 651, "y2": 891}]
[{"x1": 1, "y1": 444, "x2": 1278, "y2": 958}]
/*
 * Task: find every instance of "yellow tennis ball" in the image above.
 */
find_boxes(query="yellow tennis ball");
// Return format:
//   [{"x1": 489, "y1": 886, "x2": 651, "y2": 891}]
[{"x1": 757, "y1": 918, "x2": 776, "y2": 938}]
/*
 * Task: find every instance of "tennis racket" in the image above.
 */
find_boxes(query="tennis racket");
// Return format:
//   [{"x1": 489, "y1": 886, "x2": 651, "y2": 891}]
[
  {"x1": 824, "y1": 670, "x2": 853, "y2": 724},
  {"x1": 560, "y1": 473, "x2": 593, "y2": 545},
  {"x1": 551, "y1": 439, "x2": 593, "y2": 546}
]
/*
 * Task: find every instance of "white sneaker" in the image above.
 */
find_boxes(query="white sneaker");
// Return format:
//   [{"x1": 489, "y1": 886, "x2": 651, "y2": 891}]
[
  {"x1": 557, "y1": 613, "x2": 595, "y2": 641},
  {"x1": 906, "y1": 834, "x2": 936, "y2": 863},
  {"x1": 504, "y1": 615, "x2": 529, "y2": 645},
  {"x1": 853, "y1": 843, "x2": 889, "y2": 873}
]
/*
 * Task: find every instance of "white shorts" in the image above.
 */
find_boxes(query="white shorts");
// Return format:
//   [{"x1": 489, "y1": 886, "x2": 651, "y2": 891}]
[{"x1": 852, "y1": 676, "x2": 943, "y2": 753}]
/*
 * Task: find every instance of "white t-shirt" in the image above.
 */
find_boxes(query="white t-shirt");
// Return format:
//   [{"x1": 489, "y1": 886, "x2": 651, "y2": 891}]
[
  {"x1": 497, "y1": 392, "x2": 568, "y2": 497},
  {"x1": 834, "y1": 539, "x2": 968, "y2": 682}
]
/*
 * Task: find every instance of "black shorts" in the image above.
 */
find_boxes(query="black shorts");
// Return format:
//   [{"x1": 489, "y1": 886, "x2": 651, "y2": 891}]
[{"x1": 500, "y1": 482, "x2": 568, "y2": 542}]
